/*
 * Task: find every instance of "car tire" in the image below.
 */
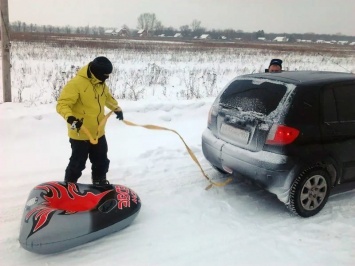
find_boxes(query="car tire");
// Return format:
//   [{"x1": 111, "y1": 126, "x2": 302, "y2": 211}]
[{"x1": 288, "y1": 168, "x2": 331, "y2": 218}]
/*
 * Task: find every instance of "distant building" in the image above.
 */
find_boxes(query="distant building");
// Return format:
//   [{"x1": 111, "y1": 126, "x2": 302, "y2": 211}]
[
  {"x1": 273, "y1": 36, "x2": 288, "y2": 42},
  {"x1": 104, "y1": 28, "x2": 129, "y2": 37},
  {"x1": 137, "y1": 29, "x2": 148, "y2": 37},
  {"x1": 104, "y1": 29, "x2": 114, "y2": 35},
  {"x1": 174, "y1": 33, "x2": 182, "y2": 38},
  {"x1": 117, "y1": 28, "x2": 130, "y2": 37},
  {"x1": 257, "y1": 37, "x2": 266, "y2": 41},
  {"x1": 200, "y1": 34, "x2": 210, "y2": 39}
]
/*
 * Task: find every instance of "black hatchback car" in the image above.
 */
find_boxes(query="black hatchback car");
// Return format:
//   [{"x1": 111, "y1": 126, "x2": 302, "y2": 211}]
[{"x1": 202, "y1": 71, "x2": 355, "y2": 217}]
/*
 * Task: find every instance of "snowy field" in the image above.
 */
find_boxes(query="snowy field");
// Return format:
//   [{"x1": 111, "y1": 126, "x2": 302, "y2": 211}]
[
  {"x1": 2, "y1": 41, "x2": 355, "y2": 104},
  {"x1": 0, "y1": 41, "x2": 354, "y2": 265}
]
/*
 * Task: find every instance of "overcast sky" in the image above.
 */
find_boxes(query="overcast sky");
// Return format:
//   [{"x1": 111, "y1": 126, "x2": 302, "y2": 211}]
[{"x1": 8, "y1": 0, "x2": 355, "y2": 36}]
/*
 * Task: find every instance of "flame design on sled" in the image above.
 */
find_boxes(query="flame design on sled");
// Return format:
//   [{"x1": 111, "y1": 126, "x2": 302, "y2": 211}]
[{"x1": 19, "y1": 182, "x2": 141, "y2": 254}]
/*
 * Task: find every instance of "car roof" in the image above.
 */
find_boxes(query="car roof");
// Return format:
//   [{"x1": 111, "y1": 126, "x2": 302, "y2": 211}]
[{"x1": 240, "y1": 71, "x2": 355, "y2": 85}]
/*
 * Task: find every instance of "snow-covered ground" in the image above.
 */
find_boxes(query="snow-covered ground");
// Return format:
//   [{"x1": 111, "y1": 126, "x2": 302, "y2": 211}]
[
  {"x1": 0, "y1": 99, "x2": 354, "y2": 266},
  {"x1": 0, "y1": 41, "x2": 354, "y2": 265}
]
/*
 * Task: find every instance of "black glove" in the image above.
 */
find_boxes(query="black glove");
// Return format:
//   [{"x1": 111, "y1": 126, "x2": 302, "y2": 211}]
[
  {"x1": 114, "y1": 110, "x2": 124, "y2": 120},
  {"x1": 67, "y1": 116, "x2": 83, "y2": 130}
]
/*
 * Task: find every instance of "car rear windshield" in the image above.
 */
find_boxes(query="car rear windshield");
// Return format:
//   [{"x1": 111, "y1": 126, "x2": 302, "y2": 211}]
[{"x1": 220, "y1": 79, "x2": 289, "y2": 116}]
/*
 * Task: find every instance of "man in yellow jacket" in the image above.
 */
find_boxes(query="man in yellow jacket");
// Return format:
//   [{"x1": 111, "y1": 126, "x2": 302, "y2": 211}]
[{"x1": 56, "y1": 56, "x2": 123, "y2": 185}]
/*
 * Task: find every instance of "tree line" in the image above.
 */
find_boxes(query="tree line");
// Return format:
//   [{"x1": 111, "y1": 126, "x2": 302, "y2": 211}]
[{"x1": 8, "y1": 12, "x2": 354, "y2": 42}]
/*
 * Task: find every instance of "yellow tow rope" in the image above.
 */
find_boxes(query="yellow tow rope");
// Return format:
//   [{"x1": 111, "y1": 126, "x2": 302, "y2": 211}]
[
  {"x1": 80, "y1": 111, "x2": 233, "y2": 190},
  {"x1": 80, "y1": 111, "x2": 114, "y2": 145}
]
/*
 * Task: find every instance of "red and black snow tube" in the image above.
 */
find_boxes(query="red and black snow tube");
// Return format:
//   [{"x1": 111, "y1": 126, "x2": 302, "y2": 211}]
[{"x1": 19, "y1": 181, "x2": 141, "y2": 254}]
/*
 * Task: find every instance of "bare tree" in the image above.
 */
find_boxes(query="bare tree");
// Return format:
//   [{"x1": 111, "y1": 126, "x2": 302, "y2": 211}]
[
  {"x1": 222, "y1": 28, "x2": 237, "y2": 39},
  {"x1": 29, "y1": 23, "x2": 35, "y2": 32},
  {"x1": 191, "y1": 20, "x2": 201, "y2": 31},
  {"x1": 137, "y1": 13, "x2": 159, "y2": 35},
  {"x1": 13, "y1": 21, "x2": 21, "y2": 31},
  {"x1": 21, "y1": 22, "x2": 27, "y2": 32},
  {"x1": 84, "y1": 25, "x2": 90, "y2": 35},
  {"x1": 155, "y1": 21, "x2": 164, "y2": 33},
  {"x1": 47, "y1": 25, "x2": 53, "y2": 33},
  {"x1": 65, "y1": 25, "x2": 72, "y2": 34},
  {"x1": 191, "y1": 20, "x2": 205, "y2": 36},
  {"x1": 180, "y1": 25, "x2": 191, "y2": 37}
]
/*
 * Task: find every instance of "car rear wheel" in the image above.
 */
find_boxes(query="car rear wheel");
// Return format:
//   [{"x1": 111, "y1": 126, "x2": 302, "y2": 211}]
[{"x1": 288, "y1": 168, "x2": 331, "y2": 217}]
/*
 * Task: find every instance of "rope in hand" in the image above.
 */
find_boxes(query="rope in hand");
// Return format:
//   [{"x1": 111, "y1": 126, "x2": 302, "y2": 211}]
[
  {"x1": 80, "y1": 111, "x2": 233, "y2": 190},
  {"x1": 80, "y1": 111, "x2": 114, "y2": 145}
]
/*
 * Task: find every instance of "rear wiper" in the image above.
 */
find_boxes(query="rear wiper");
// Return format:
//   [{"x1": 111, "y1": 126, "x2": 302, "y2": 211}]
[{"x1": 220, "y1": 103, "x2": 239, "y2": 110}]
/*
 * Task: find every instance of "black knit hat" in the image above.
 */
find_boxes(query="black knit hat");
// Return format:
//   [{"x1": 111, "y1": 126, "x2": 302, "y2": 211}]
[
  {"x1": 269, "y1": 58, "x2": 283, "y2": 68},
  {"x1": 90, "y1": 56, "x2": 113, "y2": 81}
]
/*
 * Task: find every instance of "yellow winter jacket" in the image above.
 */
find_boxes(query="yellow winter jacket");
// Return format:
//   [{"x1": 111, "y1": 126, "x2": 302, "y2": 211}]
[{"x1": 56, "y1": 64, "x2": 120, "y2": 140}]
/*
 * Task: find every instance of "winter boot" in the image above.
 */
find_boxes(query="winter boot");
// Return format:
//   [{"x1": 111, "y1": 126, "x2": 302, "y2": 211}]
[{"x1": 92, "y1": 176, "x2": 110, "y2": 187}]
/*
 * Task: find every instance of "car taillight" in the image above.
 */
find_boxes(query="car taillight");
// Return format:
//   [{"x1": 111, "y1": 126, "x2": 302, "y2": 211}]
[
  {"x1": 266, "y1": 124, "x2": 300, "y2": 145},
  {"x1": 208, "y1": 107, "x2": 212, "y2": 126},
  {"x1": 207, "y1": 105, "x2": 218, "y2": 127}
]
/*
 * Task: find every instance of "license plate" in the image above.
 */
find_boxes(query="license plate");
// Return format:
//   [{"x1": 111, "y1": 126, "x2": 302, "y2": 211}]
[{"x1": 220, "y1": 124, "x2": 250, "y2": 144}]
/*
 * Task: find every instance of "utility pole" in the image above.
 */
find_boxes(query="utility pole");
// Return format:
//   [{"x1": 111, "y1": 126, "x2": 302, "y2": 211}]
[{"x1": 1, "y1": 0, "x2": 12, "y2": 102}]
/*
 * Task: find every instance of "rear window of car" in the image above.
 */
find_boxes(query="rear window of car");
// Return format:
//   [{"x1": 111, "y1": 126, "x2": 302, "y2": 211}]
[{"x1": 219, "y1": 79, "x2": 289, "y2": 116}]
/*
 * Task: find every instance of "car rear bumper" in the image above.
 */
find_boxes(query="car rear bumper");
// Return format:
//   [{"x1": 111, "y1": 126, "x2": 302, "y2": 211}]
[{"x1": 202, "y1": 129, "x2": 298, "y2": 203}]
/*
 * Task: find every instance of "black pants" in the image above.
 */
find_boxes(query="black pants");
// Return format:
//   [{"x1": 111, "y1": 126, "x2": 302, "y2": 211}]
[{"x1": 64, "y1": 135, "x2": 110, "y2": 183}]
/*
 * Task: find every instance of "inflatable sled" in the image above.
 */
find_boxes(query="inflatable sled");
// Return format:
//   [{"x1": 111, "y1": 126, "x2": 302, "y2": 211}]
[{"x1": 19, "y1": 181, "x2": 141, "y2": 254}]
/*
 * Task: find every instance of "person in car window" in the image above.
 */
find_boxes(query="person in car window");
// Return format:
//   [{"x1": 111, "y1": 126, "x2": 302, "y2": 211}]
[
  {"x1": 267, "y1": 58, "x2": 283, "y2": 73},
  {"x1": 56, "y1": 56, "x2": 124, "y2": 186}
]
